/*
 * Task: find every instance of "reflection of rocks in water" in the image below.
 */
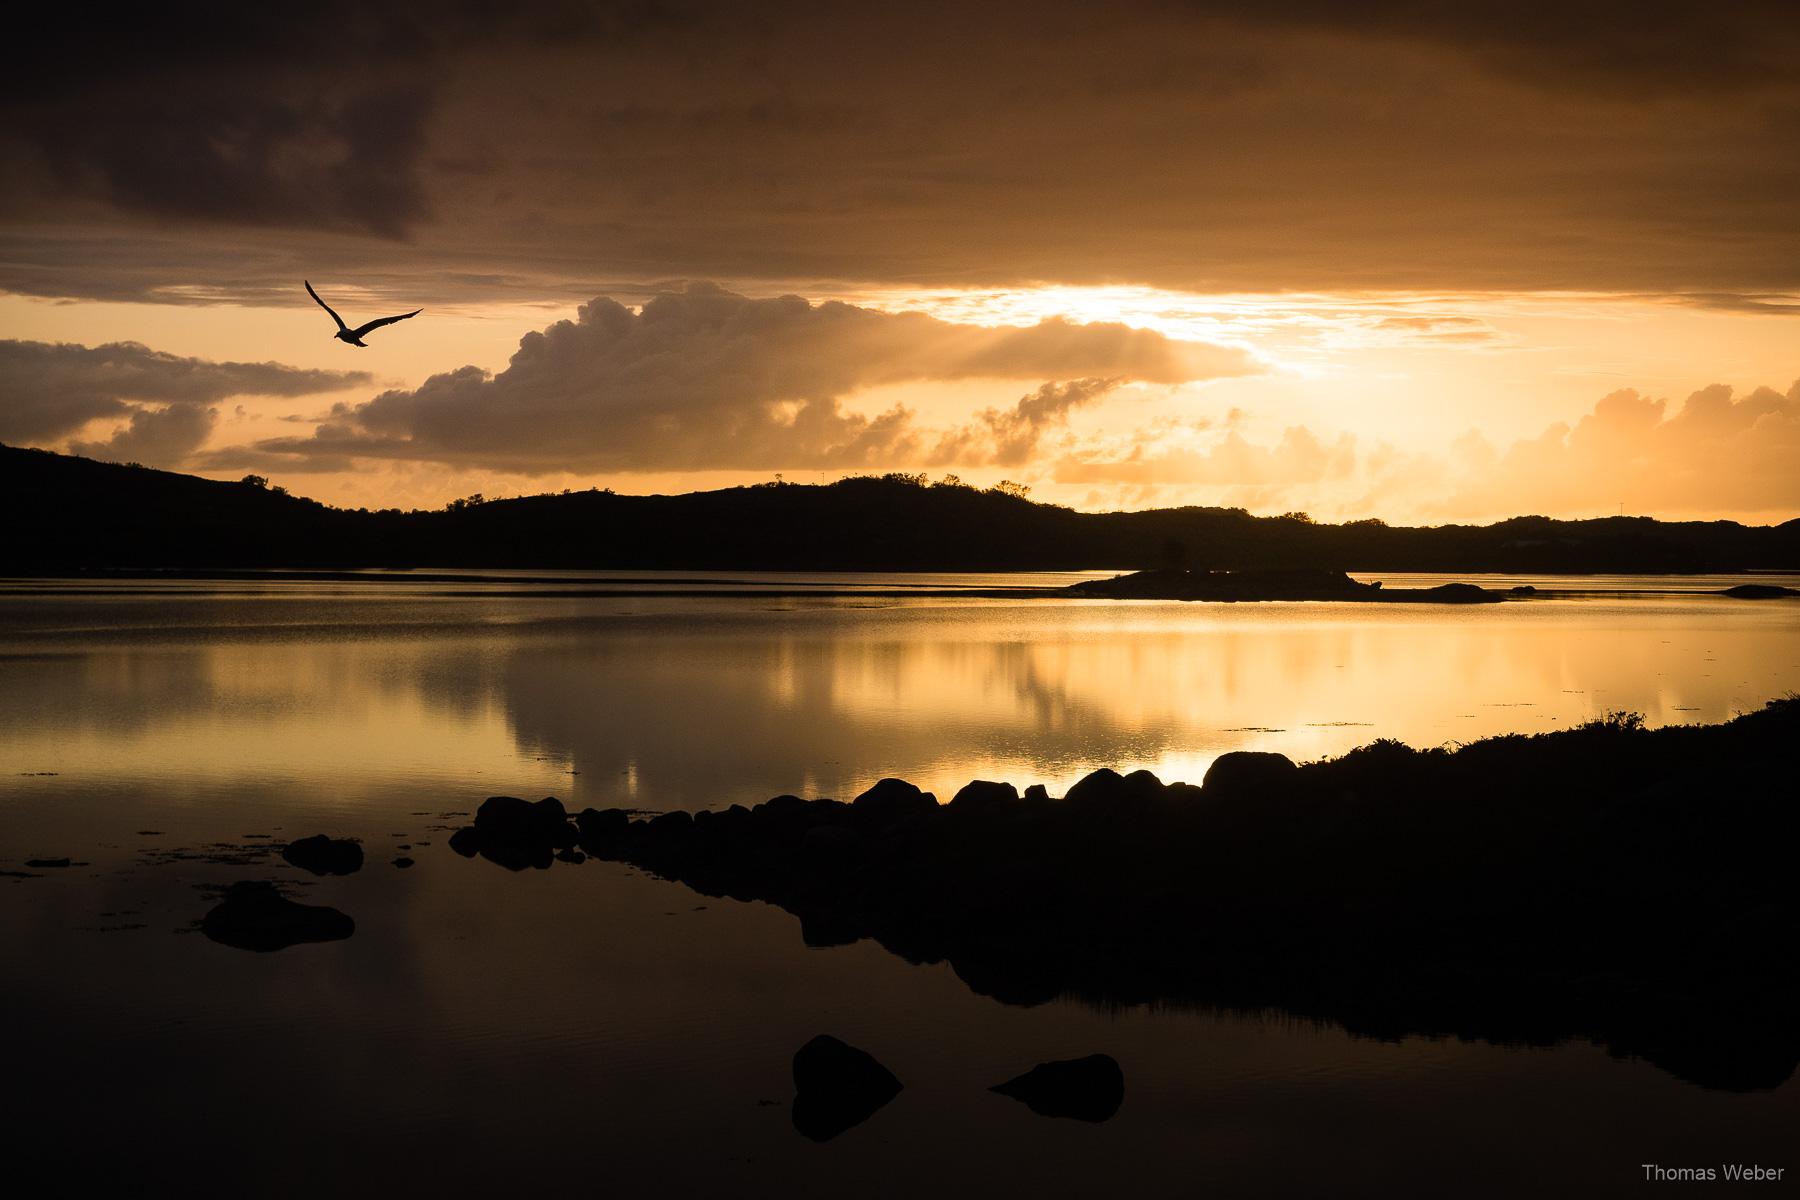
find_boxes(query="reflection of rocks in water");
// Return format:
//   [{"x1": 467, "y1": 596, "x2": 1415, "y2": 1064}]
[
  {"x1": 24, "y1": 857, "x2": 78, "y2": 869},
  {"x1": 790, "y1": 1035, "x2": 903, "y2": 1142},
  {"x1": 201, "y1": 882, "x2": 354, "y2": 952},
  {"x1": 545, "y1": 700, "x2": 1799, "y2": 1094},
  {"x1": 990, "y1": 1055, "x2": 1124, "y2": 1122},
  {"x1": 281, "y1": 835, "x2": 364, "y2": 876}
]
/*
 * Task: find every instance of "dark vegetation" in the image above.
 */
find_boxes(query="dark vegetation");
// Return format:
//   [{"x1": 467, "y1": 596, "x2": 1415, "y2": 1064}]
[
  {"x1": 6, "y1": 443, "x2": 1799, "y2": 572},
  {"x1": 450, "y1": 700, "x2": 1800, "y2": 1092}
]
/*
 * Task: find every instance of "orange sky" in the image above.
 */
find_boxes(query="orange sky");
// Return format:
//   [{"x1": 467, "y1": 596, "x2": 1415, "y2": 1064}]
[{"x1": 3, "y1": 3, "x2": 1797, "y2": 523}]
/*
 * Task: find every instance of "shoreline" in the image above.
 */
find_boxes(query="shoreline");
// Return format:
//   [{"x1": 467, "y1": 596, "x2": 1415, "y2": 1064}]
[
  {"x1": 448, "y1": 699, "x2": 1800, "y2": 1092},
  {"x1": 2, "y1": 565, "x2": 1796, "y2": 604}
]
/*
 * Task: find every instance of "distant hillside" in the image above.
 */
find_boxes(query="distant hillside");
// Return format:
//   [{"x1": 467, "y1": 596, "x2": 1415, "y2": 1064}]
[{"x1": 4, "y1": 443, "x2": 1798, "y2": 572}]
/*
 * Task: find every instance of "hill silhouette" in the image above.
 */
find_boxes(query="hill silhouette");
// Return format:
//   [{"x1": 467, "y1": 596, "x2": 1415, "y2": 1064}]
[{"x1": 5, "y1": 443, "x2": 1798, "y2": 572}]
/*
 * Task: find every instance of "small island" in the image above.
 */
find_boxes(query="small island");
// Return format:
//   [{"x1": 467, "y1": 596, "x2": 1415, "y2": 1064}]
[{"x1": 1063, "y1": 567, "x2": 1508, "y2": 603}]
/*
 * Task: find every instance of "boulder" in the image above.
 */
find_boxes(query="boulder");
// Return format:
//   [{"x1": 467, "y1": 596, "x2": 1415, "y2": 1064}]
[
  {"x1": 1201, "y1": 751, "x2": 1298, "y2": 797},
  {"x1": 1022, "y1": 784, "x2": 1051, "y2": 803},
  {"x1": 791, "y1": 1034, "x2": 903, "y2": 1141},
  {"x1": 645, "y1": 810, "x2": 694, "y2": 836},
  {"x1": 201, "y1": 881, "x2": 354, "y2": 952},
  {"x1": 1064, "y1": 767, "x2": 1163, "y2": 808},
  {"x1": 851, "y1": 778, "x2": 939, "y2": 826},
  {"x1": 475, "y1": 795, "x2": 575, "y2": 848},
  {"x1": 989, "y1": 1053, "x2": 1124, "y2": 1122},
  {"x1": 280, "y1": 834, "x2": 363, "y2": 876},
  {"x1": 391, "y1": 856, "x2": 415, "y2": 869},
  {"x1": 575, "y1": 807, "x2": 630, "y2": 843},
  {"x1": 950, "y1": 780, "x2": 1019, "y2": 809}
]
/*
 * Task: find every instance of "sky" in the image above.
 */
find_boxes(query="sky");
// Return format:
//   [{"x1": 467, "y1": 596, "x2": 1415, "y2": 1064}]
[{"x1": 2, "y1": 1, "x2": 1797, "y2": 523}]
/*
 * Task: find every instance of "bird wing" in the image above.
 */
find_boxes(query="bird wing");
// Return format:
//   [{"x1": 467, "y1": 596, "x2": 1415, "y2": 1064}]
[
  {"x1": 350, "y1": 309, "x2": 423, "y2": 339},
  {"x1": 305, "y1": 280, "x2": 349, "y2": 332}
]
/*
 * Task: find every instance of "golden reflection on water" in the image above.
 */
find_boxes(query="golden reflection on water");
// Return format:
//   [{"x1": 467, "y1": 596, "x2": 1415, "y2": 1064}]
[{"x1": 2, "y1": 583, "x2": 1795, "y2": 811}]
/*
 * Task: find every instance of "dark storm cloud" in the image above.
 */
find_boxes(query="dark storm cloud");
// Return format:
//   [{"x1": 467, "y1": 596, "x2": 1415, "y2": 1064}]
[
  {"x1": 238, "y1": 284, "x2": 1252, "y2": 472},
  {"x1": 1, "y1": 3, "x2": 686, "y2": 238},
  {"x1": 1189, "y1": 0, "x2": 1800, "y2": 95},
  {"x1": 0, "y1": 339, "x2": 370, "y2": 445},
  {"x1": 4, "y1": 2, "x2": 1799, "y2": 300}
]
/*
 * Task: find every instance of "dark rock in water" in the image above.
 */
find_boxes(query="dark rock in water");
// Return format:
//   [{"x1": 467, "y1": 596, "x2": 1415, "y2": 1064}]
[
  {"x1": 646, "y1": 810, "x2": 694, "y2": 836},
  {"x1": 201, "y1": 881, "x2": 354, "y2": 952},
  {"x1": 575, "y1": 807, "x2": 630, "y2": 844},
  {"x1": 791, "y1": 1034, "x2": 903, "y2": 1141},
  {"x1": 1511, "y1": 584, "x2": 1538, "y2": 594},
  {"x1": 951, "y1": 780, "x2": 1018, "y2": 809},
  {"x1": 281, "y1": 835, "x2": 363, "y2": 876},
  {"x1": 554, "y1": 848, "x2": 585, "y2": 864},
  {"x1": 852, "y1": 778, "x2": 938, "y2": 825},
  {"x1": 1065, "y1": 767, "x2": 1163, "y2": 809},
  {"x1": 1722, "y1": 583, "x2": 1800, "y2": 599},
  {"x1": 475, "y1": 795, "x2": 576, "y2": 848},
  {"x1": 990, "y1": 1054, "x2": 1124, "y2": 1122},
  {"x1": 24, "y1": 857, "x2": 72, "y2": 869},
  {"x1": 392, "y1": 856, "x2": 414, "y2": 868},
  {"x1": 1022, "y1": 783, "x2": 1050, "y2": 802},
  {"x1": 1202, "y1": 751, "x2": 1298, "y2": 797},
  {"x1": 450, "y1": 795, "x2": 582, "y2": 868},
  {"x1": 1413, "y1": 582, "x2": 1499, "y2": 603}
]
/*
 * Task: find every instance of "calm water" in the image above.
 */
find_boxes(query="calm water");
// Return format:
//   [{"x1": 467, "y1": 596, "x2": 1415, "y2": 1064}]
[{"x1": 3, "y1": 575, "x2": 1797, "y2": 1195}]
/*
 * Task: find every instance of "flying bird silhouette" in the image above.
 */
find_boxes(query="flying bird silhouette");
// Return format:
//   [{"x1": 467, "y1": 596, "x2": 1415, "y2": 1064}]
[{"x1": 305, "y1": 281, "x2": 421, "y2": 347}]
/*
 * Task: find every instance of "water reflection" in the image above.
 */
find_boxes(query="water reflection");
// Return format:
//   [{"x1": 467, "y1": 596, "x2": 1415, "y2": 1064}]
[
  {"x1": 2, "y1": 578, "x2": 1797, "y2": 1195},
  {"x1": 3, "y1": 585, "x2": 1796, "y2": 811}
]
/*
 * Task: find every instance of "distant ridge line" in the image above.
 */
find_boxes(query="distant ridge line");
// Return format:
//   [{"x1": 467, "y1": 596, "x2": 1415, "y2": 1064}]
[{"x1": 4, "y1": 443, "x2": 1797, "y2": 573}]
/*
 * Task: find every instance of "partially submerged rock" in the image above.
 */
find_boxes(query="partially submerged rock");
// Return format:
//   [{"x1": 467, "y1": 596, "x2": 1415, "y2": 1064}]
[
  {"x1": 448, "y1": 796, "x2": 579, "y2": 869},
  {"x1": 791, "y1": 1034, "x2": 903, "y2": 1141},
  {"x1": 1201, "y1": 751, "x2": 1298, "y2": 797},
  {"x1": 852, "y1": 778, "x2": 939, "y2": 826},
  {"x1": 951, "y1": 779, "x2": 1019, "y2": 809},
  {"x1": 1065, "y1": 767, "x2": 1165, "y2": 810},
  {"x1": 201, "y1": 881, "x2": 354, "y2": 952},
  {"x1": 281, "y1": 835, "x2": 363, "y2": 876},
  {"x1": 475, "y1": 795, "x2": 576, "y2": 848},
  {"x1": 990, "y1": 1054, "x2": 1124, "y2": 1122}
]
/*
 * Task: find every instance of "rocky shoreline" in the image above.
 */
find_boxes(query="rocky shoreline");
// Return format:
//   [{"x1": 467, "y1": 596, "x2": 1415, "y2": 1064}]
[{"x1": 449, "y1": 699, "x2": 1800, "y2": 1092}]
